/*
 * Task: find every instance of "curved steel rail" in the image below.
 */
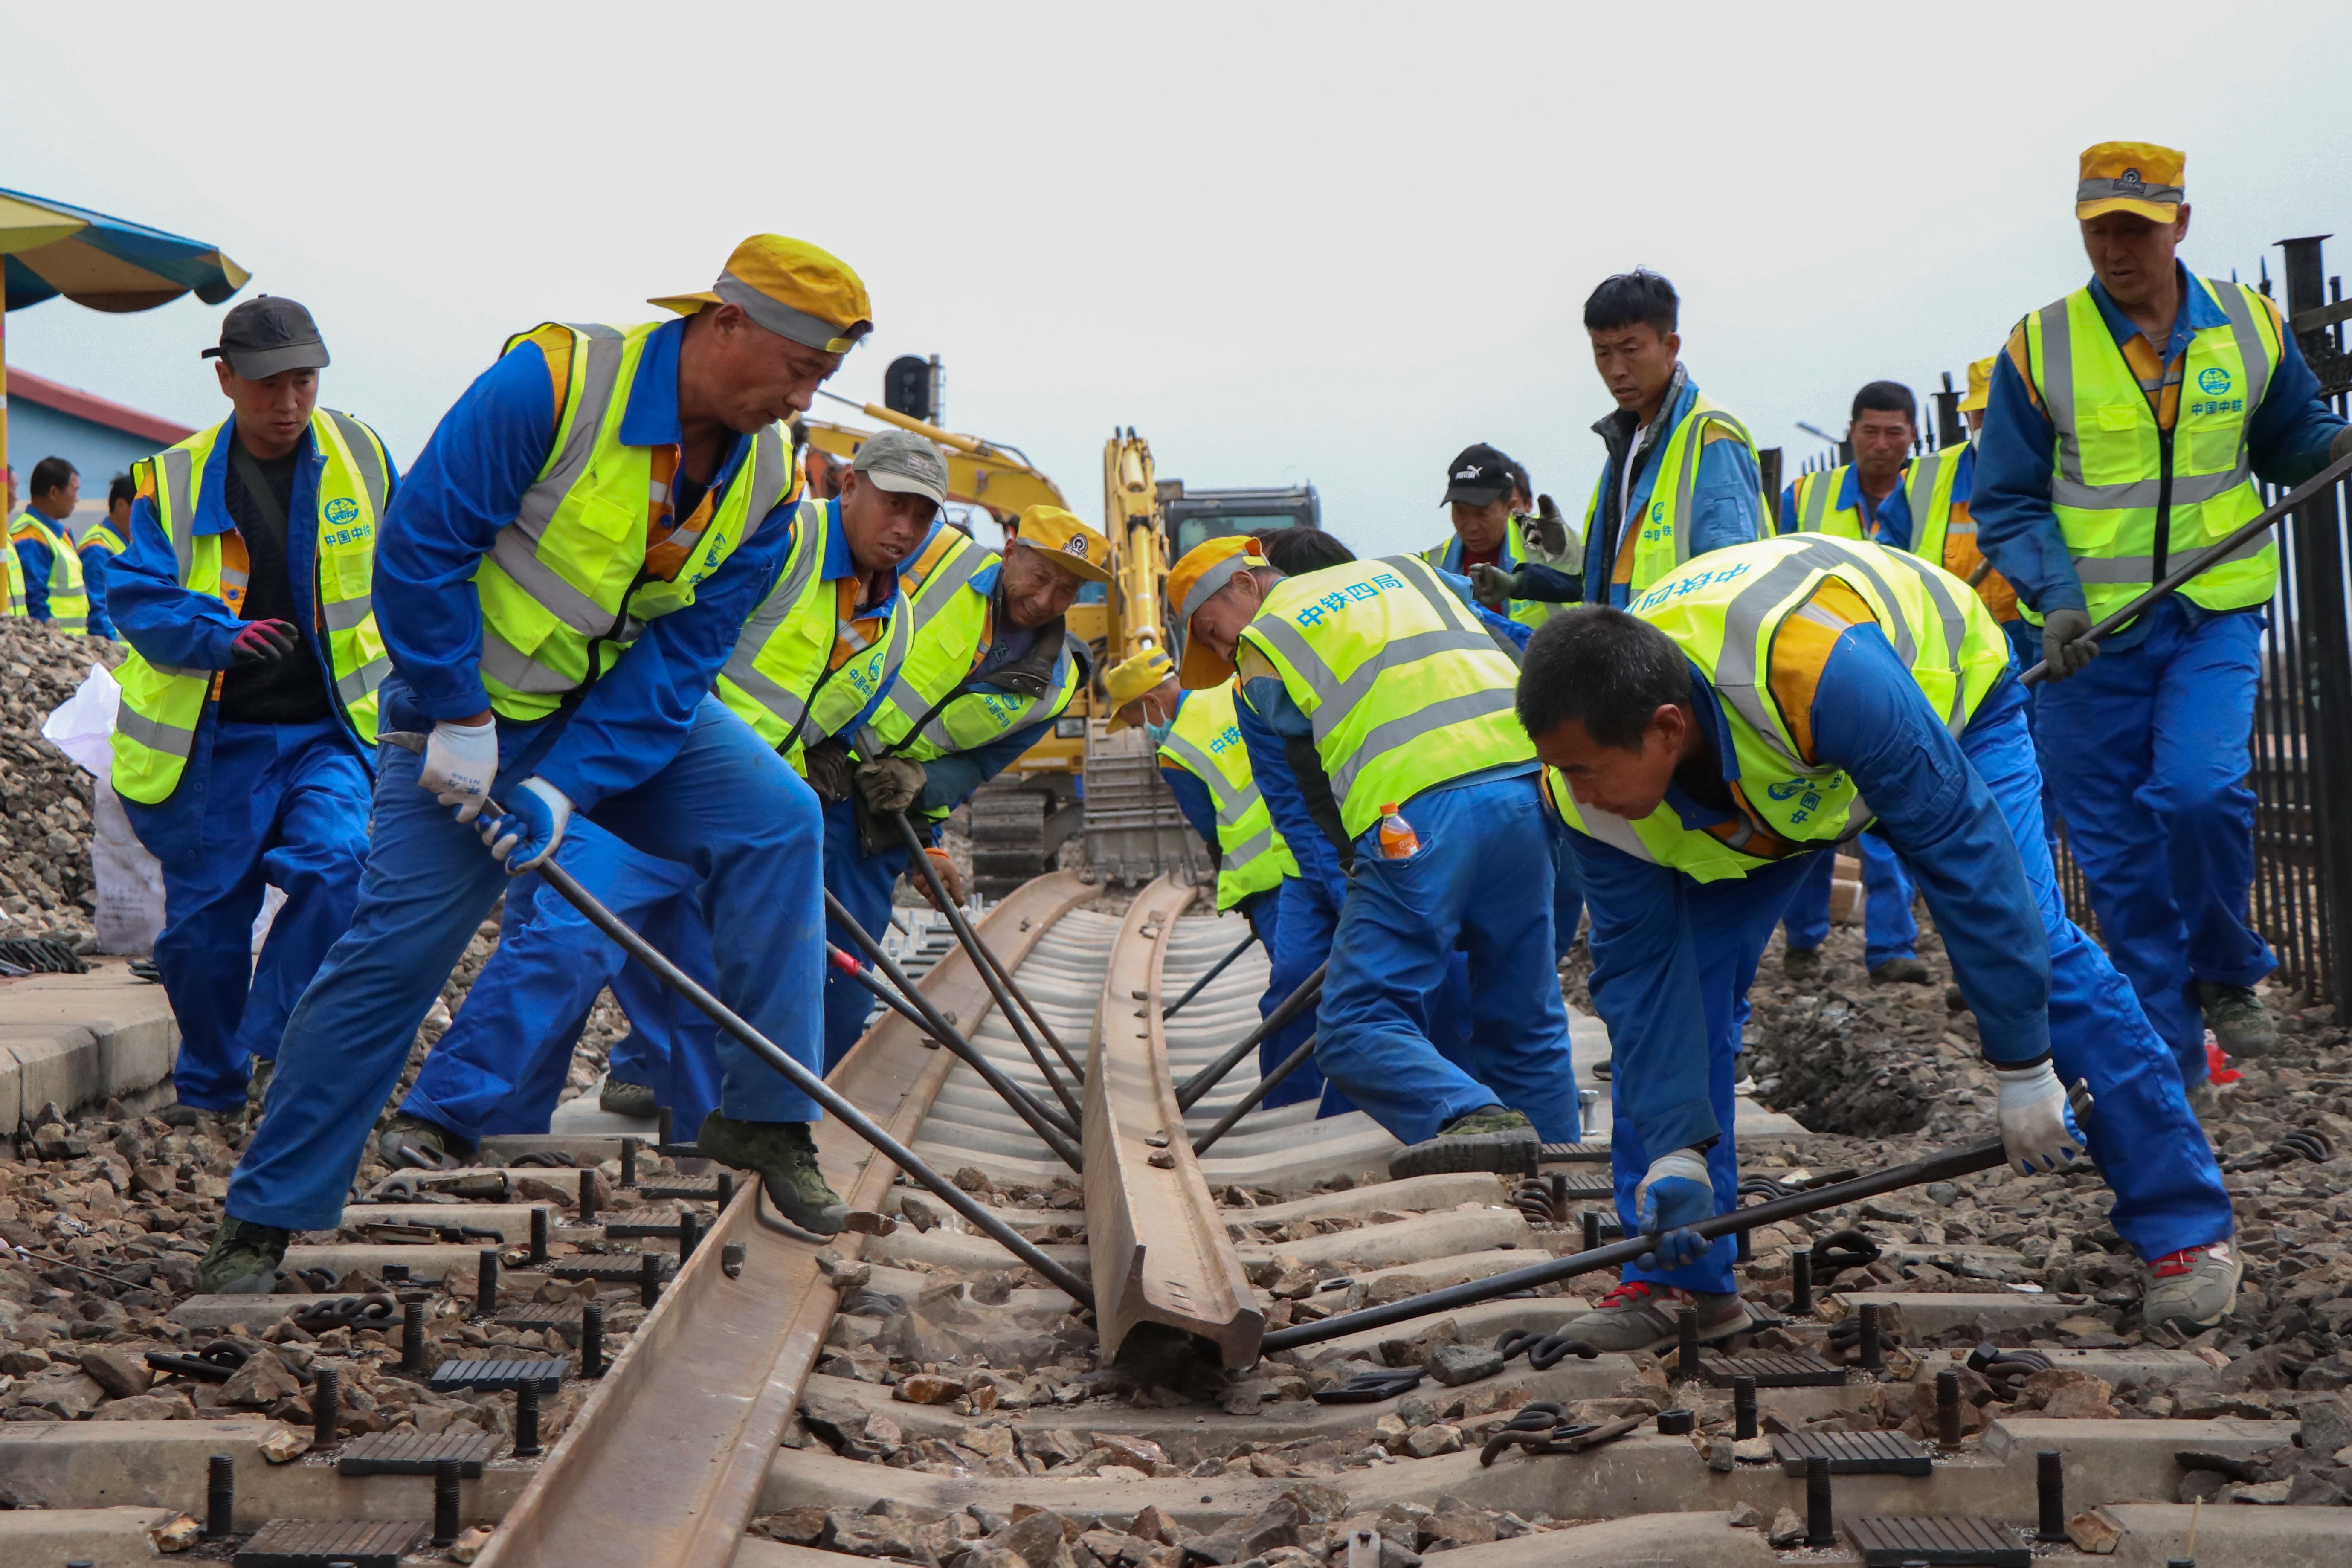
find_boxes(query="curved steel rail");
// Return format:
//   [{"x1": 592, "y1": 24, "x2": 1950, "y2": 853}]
[{"x1": 1082, "y1": 875, "x2": 1265, "y2": 1368}]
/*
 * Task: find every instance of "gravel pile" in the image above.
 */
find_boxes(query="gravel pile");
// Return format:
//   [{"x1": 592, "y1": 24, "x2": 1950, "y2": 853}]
[{"x1": 0, "y1": 619, "x2": 122, "y2": 946}]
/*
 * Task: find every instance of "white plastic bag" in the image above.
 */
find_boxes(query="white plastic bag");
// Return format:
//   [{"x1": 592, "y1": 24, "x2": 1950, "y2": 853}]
[
  {"x1": 41, "y1": 663, "x2": 123, "y2": 781},
  {"x1": 45, "y1": 664, "x2": 167, "y2": 954}
]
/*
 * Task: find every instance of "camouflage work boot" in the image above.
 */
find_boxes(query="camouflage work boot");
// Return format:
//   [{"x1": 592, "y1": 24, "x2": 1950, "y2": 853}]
[
  {"x1": 2195, "y1": 982, "x2": 2276, "y2": 1058},
  {"x1": 696, "y1": 1112, "x2": 847, "y2": 1236},
  {"x1": 1390, "y1": 1105, "x2": 1540, "y2": 1179},
  {"x1": 194, "y1": 1217, "x2": 291, "y2": 1295}
]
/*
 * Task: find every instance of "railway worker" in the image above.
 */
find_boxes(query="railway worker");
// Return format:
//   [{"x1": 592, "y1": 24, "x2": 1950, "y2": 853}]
[
  {"x1": 2, "y1": 468, "x2": 26, "y2": 615},
  {"x1": 1424, "y1": 442, "x2": 1557, "y2": 633},
  {"x1": 1171, "y1": 534, "x2": 1581, "y2": 1177},
  {"x1": 378, "y1": 429, "x2": 946, "y2": 1163},
  {"x1": 78, "y1": 473, "x2": 134, "y2": 640},
  {"x1": 818, "y1": 502, "x2": 1106, "y2": 1065},
  {"x1": 1522, "y1": 534, "x2": 2242, "y2": 1347},
  {"x1": 12, "y1": 455, "x2": 90, "y2": 633},
  {"x1": 1975, "y1": 141, "x2": 2352, "y2": 1081},
  {"x1": 195, "y1": 236, "x2": 869, "y2": 1293},
  {"x1": 106, "y1": 298, "x2": 391, "y2": 1121}
]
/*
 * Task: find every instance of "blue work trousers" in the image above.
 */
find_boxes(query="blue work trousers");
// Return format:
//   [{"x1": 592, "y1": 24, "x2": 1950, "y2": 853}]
[
  {"x1": 1553, "y1": 831, "x2": 1585, "y2": 960},
  {"x1": 122, "y1": 718, "x2": 369, "y2": 1111},
  {"x1": 2035, "y1": 600, "x2": 2273, "y2": 1083},
  {"x1": 398, "y1": 821, "x2": 720, "y2": 1143},
  {"x1": 2002, "y1": 618, "x2": 2063, "y2": 861},
  {"x1": 1781, "y1": 832, "x2": 1918, "y2": 969},
  {"x1": 1614, "y1": 701, "x2": 2233, "y2": 1293},
  {"x1": 226, "y1": 691, "x2": 823, "y2": 1232},
  {"x1": 1259, "y1": 873, "x2": 1337, "y2": 1112},
  {"x1": 820, "y1": 796, "x2": 914, "y2": 1072},
  {"x1": 1316, "y1": 775, "x2": 1578, "y2": 1145}
]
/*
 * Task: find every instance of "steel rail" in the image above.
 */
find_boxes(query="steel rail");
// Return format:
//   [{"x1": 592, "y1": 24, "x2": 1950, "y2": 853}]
[
  {"x1": 474, "y1": 872, "x2": 1096, "y2": 1568},
  {"x1": 1084, "y1": 874, "x2": 1266, "y2": 1368}
]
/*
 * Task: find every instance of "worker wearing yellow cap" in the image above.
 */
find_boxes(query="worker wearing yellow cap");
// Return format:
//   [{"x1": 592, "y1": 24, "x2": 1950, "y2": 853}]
[
  {"x1": 1976, "y1": 145, "x2": 2351, "y2": 1139},
  {"x1": 1168, "y1": 533, "x2": 1579, "y2": 1178},
  {"x1": 199, "y1": 236, "x2": 876, "y2": 1291}
]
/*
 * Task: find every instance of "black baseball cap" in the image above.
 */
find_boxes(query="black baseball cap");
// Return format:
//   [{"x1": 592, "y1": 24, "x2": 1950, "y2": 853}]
[
  {"x1": 202, "y1": 296, "x2": 330, "y2": 380},
  {"x1": 1441, "y1": 442, "x2": 1513, "y2": 507}
]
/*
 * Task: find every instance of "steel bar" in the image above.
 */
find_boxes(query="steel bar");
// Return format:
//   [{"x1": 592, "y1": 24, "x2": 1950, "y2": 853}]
[
  {"x1": 1162, "y1": 930, "x2": 1258, "y2": 1020},
  {"x1": 1262, "y1": 1127, "x2": 2018, "y2": 1353},
  {"x1": 826, "y1": 883, "x2": 1082, "y2": 1124},
  {"x1": 823, "y1": 896, "x2": 1085, "y2": 1145},
  {"x1": 1191, "y1": 1034, "x2": 1315, "y2": 1158},
  {"x1": 1173, "y1": 962, "x2": 1325, "y2": 1111},
  {"x1": 537, "y1": 858, "x2": 1094, "y2": 1307},
  {"x1": 825, "y1": 941, "x2": 1085, "y2": 1166},
  {"x1": 2018, "y1": 450, "x2": 2352, "y2": 686},
  {"x1": 891, "y1": 806, "x2": 1086, "y2": 1082},
  {"x1": 1085, "y1": 875, "x2": 1264, "y2": 1367}
]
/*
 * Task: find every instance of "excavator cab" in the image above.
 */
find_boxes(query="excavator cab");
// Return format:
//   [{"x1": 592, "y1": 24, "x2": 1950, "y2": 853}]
[{"x1": 1158, "y1": 481, "x2": 1323, "y2": 558}]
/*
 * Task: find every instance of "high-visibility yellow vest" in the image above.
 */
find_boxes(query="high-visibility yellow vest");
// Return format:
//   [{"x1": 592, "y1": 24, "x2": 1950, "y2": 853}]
[
  {"x1": 10, "y1": 510, "x2": 88, "y2": 634},
  {"x1": 81, "y1": 521, "x2": 129, "y2": 558},
  {"x1": 867, "y1": 522, "x2": 1076, "y2": 816},
  {"x1": 715, "y1": 497, "x2": 913, "y2": 771},
  {"x1": 2, "y1": 533, "x2": 24, "y2": 616},
  {"x1": 1156, "y1": 679, "x2": 1297, "y2": 909},
  {"x1": 1420, "y1": 526, "x2": 1550, "y2": 632},
  {"x1": 1583, "y1": 394, "x2": 1770, "y2": 593},
  {"x1": 1240, "y1": 553, "x2": 1531, "y2": 840},
  {"x1": 1543, "y1": 536, "x2": 2012, "y2": 881},
  {"x1": 474, "y1": 321, "x2": 796, "y2": 719},
  {"x1": 2018, "y1": 275, "x2": 2283, "y2": 624},
  {"x1": 1790, "y1": 450, "x2": 2016, "y2": 620},
  {"x1": 111, "y1": 412, "x2": 393, "y2": 804}
]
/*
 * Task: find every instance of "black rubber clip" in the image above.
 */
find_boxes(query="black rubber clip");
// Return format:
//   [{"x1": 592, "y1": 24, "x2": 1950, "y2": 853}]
[
  {"x1": 1495, "y1": 1328, "x2": 1601, "y2": 1370},
  {"x1": 1311, "y1": 1368, "x2": 1424, "y2": 1403}
]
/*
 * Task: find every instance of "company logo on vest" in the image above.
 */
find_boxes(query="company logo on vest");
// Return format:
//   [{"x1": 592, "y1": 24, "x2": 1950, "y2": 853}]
[
  {"x1": 2198, "y1": 367, "x2": 2233, "y2": 396},
  {"x1": 325, "y1": 497, "x2": 361, "y2": 526}
]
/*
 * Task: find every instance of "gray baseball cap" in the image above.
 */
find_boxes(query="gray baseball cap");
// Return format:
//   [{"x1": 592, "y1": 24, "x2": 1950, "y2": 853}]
[
  {"x1": 851, "y1": 427, "x2": 949, "y2": 507},
  {"x1": 202, "y1": 296, "x2": 330, "y2": 380}
]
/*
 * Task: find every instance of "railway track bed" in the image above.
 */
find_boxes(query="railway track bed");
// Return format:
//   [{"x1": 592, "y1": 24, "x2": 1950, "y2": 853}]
[{"x1": 5, "y1": 871, "x2": 2352, "y2": 1566}]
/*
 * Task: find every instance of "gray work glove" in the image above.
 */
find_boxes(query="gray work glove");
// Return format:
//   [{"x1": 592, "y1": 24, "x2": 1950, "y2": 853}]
[
  {"x1": 801, "y1": 738, "x2": 853, "y2": 804},
  {"x1": 1528, "y1": 493, "x2": 1572, "y2": 559},
  {"x1": 1468, "y1": 561, "x2": 1524, "y2": 609},
  {"x1": 2039, "y1": 607, "x2": 2099, "y2": 681},
  {"x1": 854, "y1": 755, "x2": 928, "y2": 816}
]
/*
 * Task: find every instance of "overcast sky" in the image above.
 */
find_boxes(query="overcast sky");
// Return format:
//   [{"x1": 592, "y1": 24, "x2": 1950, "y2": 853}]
[{"x1": 9, "y1": 2, "x2": 2351, "y2": 558}]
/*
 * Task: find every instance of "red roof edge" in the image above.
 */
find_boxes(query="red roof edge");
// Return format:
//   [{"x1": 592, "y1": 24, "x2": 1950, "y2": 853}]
[{"x1": 6, "y1": 366, "x2": 196, "y2": 446}]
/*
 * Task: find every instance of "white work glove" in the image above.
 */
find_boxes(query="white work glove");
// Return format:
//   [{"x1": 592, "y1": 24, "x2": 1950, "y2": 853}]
[
  {"x1": 420, "y1": 718, "x2": 499, "y2": 823},
  {"x1": 1634, "y1": 1148, "x2": 1716, "y2": 1272},
  {"x1": 479, "y1": 777, "x2": 572, "y2": 872},
  {"x1": 1995, "y1": 1059, "x2": 2084, "y2": 1174}
]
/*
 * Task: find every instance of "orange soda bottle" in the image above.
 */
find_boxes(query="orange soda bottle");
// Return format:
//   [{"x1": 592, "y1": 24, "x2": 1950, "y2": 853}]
[{"x1": 1378, "y1": 803, "x2": 1420, "y2": 860}]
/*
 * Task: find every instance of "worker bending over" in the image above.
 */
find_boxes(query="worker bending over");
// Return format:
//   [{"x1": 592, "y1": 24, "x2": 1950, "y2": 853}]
[
  {"x1": 1173, "y1": 536, "x2": 1578, "y2": 1175},
  {"x1": 12, "y1": 456, "x2": 90, "y2": 634},
  {"x1": 108, "y1": 298, "x2": 391, "y2": 1118},
  {"x1": 197, "y1": 236, "x2": 868, "y2": 1293},
  {"x1": 1975, "y1": 142, "x2": 2351, "y2": 1078},
  {"x1": 1525, "y1": 535, "x2": 2240, "y2": 1348},
  {"x1": 824, "y1": 502, "x2": 1100, "y2": 1064},
  {"x1": 77, "y1": 474, "x2": 132, "y2": 639},
  {"x1": 381, "y1": 428, "x2": 945, "y2": 1160}
]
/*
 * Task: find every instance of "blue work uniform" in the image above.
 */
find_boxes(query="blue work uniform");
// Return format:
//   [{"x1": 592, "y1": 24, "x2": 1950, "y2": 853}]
[
  {"x1": 1973, "y1": 261, "x2": 2346, "y2": 1081},
  {"x1": 12, "y1": 509, "x2": 71, "y2": 624},
  {"x1": 107, "y1": 420, "x2": 389, "y2": 1111},
  {"x1": 1238, "y1": 568, "x2": 1577, "y2": 1145},
  {"x1": 224, "y1": 319, "x2": 817, "y2": 1233},
  {"x1": 1578, "y1": 627, "x2": 2235, "y2": 1297},
  {"x1": 77, "y1": 525, "x2": 122, "y2": 640},
  {"x1": 1772, "y1": 468, "x2": 1923, "y2": 968}
]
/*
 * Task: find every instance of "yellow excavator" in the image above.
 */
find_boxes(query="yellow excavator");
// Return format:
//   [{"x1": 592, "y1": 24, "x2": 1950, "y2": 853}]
[{"x1": 803, "y1": 383, "x2": 1319, "y2": 893}]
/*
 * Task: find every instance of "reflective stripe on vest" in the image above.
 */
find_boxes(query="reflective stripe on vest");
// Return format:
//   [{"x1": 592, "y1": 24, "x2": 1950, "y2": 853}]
[
  {"x1": 81, "y1": 523, "x2": 129, "y2": 558},
  {"x1": 1157, "y1": 680, "x2": 1296, "y2": 909},
  {"x1": 1240, "y1": 553, "x2": 1531, "y2": 839},
  {"x1": 1549, "y1": 536, "x2": 2011, "y2": 881},
  {"x1": 2021, "y1": 276, "x2": 2281, "y2": 623},
  {"x1": 869, "y1": 524, "x2": 1071, "y2": 770},
  {"x1": 109, "y1": 410, "x2": 392, "y2": 804},
  {"x1": 716, "y1": 498, "x2": 914, "y2": 765},
  {"x1": 12, "y1": 510, "x2": 88, "y2": 633},
  {"x1": 473, "y1": 321, "x2": 795, "y2": 717},
  {"x1": 1583, "y1": 394, "x2": 1770, "y2": 594}
]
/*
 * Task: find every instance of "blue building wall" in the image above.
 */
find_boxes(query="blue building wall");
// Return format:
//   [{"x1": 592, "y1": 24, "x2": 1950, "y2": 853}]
[{"x1": 7, "y1": 397, "x2": 176, "y2": 497}]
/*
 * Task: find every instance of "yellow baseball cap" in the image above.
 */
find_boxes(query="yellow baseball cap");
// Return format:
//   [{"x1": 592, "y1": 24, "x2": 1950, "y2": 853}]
[
  {"x1": 2076, "y1": 142, "x2": 2185, "y2": 223},
  {"x1": 1102, "y1": 646, "x2": 1178, "y2": 732},
  {"x1": 1959, "y1": 354, "x2": 1998, "y2": 414},
  {"x1": 1167, "y1": 534, "x2": 1270, "y2": 689},
  {"x1": 650, "y1": 235, "x2": 873, "y2": 353},
  {"x1": 1011, "y1": 505, "x2": 1112, "y2": 584}
]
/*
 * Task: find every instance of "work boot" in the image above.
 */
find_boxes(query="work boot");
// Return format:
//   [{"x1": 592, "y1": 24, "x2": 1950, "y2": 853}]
[
  {"x1": 1552, "y1": 1279, "x2": 1751, "y2": 1354},
  {"x1": 599, "y1": 1076, "x2": 659, "y2": 1121},
  {"x1": 1869, "y1": 958, "x2": 1932, "y2": 985},
  {"x1": 2196, "y1": 982, "x2": 2276, "y2": 1058},
  {"x1": 194, "y1": 1217, "x2": 291, "y2": 1296},
  {"x1": 376, "y1": 1114, "x2": 474, "y2": 1172},
  {"x1": 2140, "y1": 1240, "x2": 2242, "y2": 1331},
  {"x1": 1389, "y1": 1105, "x2": 1539, "y2": 1180},
  {"x1": 696, "y1": 1111, "x2": 847, "y2": 1236},
  {"x1": 1782, "y1": 947, "x2": 1823, "y2": 981},
  {"x1": 245, "y1": 1058, "x2": 275, "y2": 1116}
]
